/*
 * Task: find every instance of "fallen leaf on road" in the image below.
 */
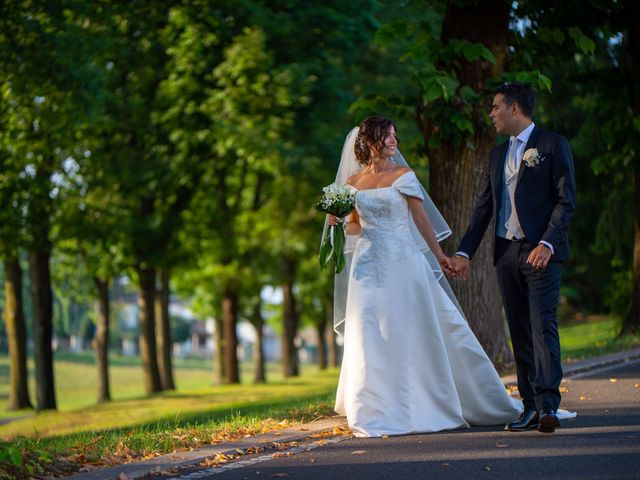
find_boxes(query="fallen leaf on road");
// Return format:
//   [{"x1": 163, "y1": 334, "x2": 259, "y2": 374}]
[
  {"x1": 495, "y1": 443, "x2": 509, "y2": 448},
  {"x1": 309, "y1": 458, "x2": 316, "y2": 463},
  {"x1": 333, "y1": 425, "x2": 351, "y2": 435},
  {"x1": 200, "y1": 453, "x2": 236, "y2": 467},
  {"x1": 579, "y1": 395, "x2": 587, "y2": 400},
  {"x1": 559, "y1": 387, "x2": 569, "y2": 393},
  {"x1": 118, "y1": 473, "x2": 128, "y2": 480},
  {"x1": 382, "y1": 435, "x2": 390, "y2": 439},
  {"x1": 351, "y1": 450, "x2": 367, "y2": 455},
  {"x1": 609, "y1": 378, "x2": 617, "y2": 383},
  {"x1": 270, "y1": 473, "x2": 289, "y2": 477},
  {"x1": 441, "y1": 463, "x2": 449, "y2": 467}
]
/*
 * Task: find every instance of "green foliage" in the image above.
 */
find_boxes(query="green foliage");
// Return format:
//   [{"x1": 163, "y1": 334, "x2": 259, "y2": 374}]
[{"x1": 0, "y1": 444, "x2": 22, "y2": 466}]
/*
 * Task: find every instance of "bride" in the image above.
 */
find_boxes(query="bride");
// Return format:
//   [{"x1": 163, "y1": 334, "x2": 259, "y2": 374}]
[{"x1": 324, "y1": 116, "x2": 523, "y2": 437}]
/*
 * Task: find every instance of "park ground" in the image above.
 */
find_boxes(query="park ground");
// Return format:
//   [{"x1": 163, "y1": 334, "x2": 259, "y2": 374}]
[{"x1": 0, "y1": 316, "x2": 639, "y2": 479}]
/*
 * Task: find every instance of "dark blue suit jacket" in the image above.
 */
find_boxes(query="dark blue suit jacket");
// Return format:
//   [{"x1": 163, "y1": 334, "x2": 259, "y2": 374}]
[{"x1": 457, "y1": 126, "x2": 576, "y2": 264}]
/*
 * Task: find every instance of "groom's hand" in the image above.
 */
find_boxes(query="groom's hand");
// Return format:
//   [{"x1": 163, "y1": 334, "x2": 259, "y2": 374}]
[
  {"x1": 452, "y1": 255, "x2": 470, "y2": 280},
  {"x1": 526, "y1": 244, "x2": 552, "y2": 269}
]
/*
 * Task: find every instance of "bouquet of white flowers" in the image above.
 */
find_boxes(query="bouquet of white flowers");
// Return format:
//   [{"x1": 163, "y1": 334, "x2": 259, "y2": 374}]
[{"x1": 315, "y1": 183, "x2": 356, "y2": 274}]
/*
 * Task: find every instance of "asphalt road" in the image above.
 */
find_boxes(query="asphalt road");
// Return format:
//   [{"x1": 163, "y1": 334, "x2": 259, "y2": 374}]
[{"x1": 168, "y1": 359, "x2": 640, "y2": 480}]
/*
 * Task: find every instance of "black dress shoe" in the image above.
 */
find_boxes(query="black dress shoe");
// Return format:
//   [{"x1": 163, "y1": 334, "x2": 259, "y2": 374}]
[
  {"x1": 538, "y1": 408, "x2": 560, "y2": 433},
  {"x1": 505, "y1": 409, "x2": 539, "y2": 431}
]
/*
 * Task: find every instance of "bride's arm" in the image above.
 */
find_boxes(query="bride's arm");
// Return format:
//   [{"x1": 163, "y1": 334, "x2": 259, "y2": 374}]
[
  {"x1": 327, "y1": 210, "x2": 361, "y2": 235},
  {"x1": 407, "y1": 197, "x2": 452, "y2": 271}
]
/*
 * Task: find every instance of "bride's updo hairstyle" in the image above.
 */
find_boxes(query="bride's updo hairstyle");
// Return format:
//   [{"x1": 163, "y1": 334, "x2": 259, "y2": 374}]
[{"x1": 354, "y1": 116, "x2": 399, "y2": 166}]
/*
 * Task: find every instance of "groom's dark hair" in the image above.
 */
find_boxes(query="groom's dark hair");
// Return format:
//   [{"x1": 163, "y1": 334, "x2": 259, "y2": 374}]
[{"x1": 495, "y1": 82, "x2": 535, "y2": 118}]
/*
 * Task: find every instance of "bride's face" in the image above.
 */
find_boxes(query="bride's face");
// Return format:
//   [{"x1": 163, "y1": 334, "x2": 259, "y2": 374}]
[{"x1": 375, "y1": 126, "x2": 398, "y2": 159}]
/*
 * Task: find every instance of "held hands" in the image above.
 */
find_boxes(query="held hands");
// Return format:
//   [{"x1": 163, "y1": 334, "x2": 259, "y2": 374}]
[
  {"x1": 450, "y1": 255, "x2": 470, "y2": 280},
  {"x1": 436, "y1": 254, "x2": 456, "y2": 277}
]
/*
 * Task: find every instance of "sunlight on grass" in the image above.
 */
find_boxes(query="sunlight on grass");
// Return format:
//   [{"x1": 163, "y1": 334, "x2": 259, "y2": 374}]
[
  {"x1": 0, "y1": 354, "x2": 339, "y2": 439},
  {"x1": 560, "y1": 317, "x2": 640, "y2": 361}
]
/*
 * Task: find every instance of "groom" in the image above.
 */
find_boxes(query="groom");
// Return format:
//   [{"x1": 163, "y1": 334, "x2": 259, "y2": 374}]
[{"x1": 452, "y1": 82, "x2": 576, "y2": 433}]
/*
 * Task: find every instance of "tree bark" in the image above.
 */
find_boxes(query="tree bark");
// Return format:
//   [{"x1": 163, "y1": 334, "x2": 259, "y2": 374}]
[
  {"x1": 214, "y1": 315, "x2": 226, "y2": 384},
  {"x1": 250, "y1": 300, "x2": 266, "y2": 384},
  {"x1": 29, "y1": 250, "x2": 56, "y2": 410},
  {"x1": 419, "y1": 0, "x2": 513, "y2": 364},
  {"x1": 316, "y1": 322, "x2": 328, "y2": 370},
  {"x1": 623, "y1": 162, "x2": 640, "y2": 335},
  {"x1": 92, "y1": 276, "x2": 111, "y2": 403},
  {"x1": 155, "y1": 268, "x2": 175, "y2": 390},
  {"x1": 136, "y1": 265, "x2": 162, "y2": 394},
  {"x1": 281, "y1": 258, "x2": 299, "y2": 377},
  {"x1": 4, "y1": 257, "x2": 32, "y2": 410},
  {"x1": 621, "y1": 9, "x2": 640, "y2": 335},
  {"x1": 222, "y1": 288, "x2": 240, "y2": 383}
]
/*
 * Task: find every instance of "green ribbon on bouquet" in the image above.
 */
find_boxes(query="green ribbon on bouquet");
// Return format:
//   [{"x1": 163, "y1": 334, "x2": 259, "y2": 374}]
[{"x1": 319, "y1": 224, "x2": 346, "y2": 274}]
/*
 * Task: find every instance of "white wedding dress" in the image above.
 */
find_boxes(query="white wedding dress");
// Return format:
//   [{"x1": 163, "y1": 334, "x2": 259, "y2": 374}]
[{"x1": 334, "y1": 171, "x2": 523, "y2": 437}]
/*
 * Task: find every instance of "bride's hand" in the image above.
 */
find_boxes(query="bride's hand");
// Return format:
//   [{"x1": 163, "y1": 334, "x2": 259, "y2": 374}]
[
  {"x1": 437, "y1": 255, "x2": 455, "y2": 276},
  {"x1": 327, "y1": 214, "x2": 342, "y2": 226}
]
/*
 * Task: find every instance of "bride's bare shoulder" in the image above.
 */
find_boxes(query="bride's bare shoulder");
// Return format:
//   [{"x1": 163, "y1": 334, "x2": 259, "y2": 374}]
[
  {"x1": 392, "y1": 166, "x2": 413, "y2": 179},
  {"x1": 346, "y1": 170, "x2": 365, "y2": 186}
]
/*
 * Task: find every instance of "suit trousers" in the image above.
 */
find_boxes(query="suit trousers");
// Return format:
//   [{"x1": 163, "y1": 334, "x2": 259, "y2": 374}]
[{"x1": 495, "y1": 237, "x2": 563, "y2": 412}]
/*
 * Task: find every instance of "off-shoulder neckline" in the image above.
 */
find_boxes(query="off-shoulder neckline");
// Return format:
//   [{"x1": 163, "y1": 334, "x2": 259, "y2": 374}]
[{"x1": 348, "y1": 170, "x2": 413, "y2": 192}]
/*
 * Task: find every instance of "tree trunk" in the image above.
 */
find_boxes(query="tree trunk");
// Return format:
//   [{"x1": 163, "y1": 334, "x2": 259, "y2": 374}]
[
  {"x1": 251, "y1": 300, "x2": 266, "y2": 384},
  {"x1": 29, "y1": 250, "x2": 56, "y2": 410},
  {"x1": 222, "y1": 288, "x2": 240, "y2": 384},
  {"x1": 316, "y1": 321, "x2": 328, "y2": 370},
  {"x1": 324, "y1": 296, "x2": 339, "y2": 368},
  {"x1": 281, "y1": 258, "x2": 299, "y2": 377},
  {"x1": 315, "y1": 297, "x2": 329, "y2": 370},
  {"x1": 621, "y1": 10, "x2": 640, "y2": 335},
  {"x1": 4, "y1": 257, "x2": 32, "y2": 410},
  {"x1": 155, "y1": 268, "x2": 175, "y2": 390},
  {"x1": 328, "y1": 326, "x2": 339, "y2": 368},
  {"x1": 622, "y1": 163, "x2": 640, "y2": 335},
  {"x1": 418, "y1": 0, "x2": 513, "y2": 364},
  {"x1": 92, "y1": 276, "x2": 111, "y2": 403},
  {"x1": 214, "y1": 315, "x2": 226, "y2": 384},
  {"x1": 136, "y1": 265, "x2": 162, "y2": 394}
]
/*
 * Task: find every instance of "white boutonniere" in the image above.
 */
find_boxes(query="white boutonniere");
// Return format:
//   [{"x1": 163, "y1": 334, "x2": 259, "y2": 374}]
[{"x1": 522, "y1": 148, "x2": 544, "y2": 167}]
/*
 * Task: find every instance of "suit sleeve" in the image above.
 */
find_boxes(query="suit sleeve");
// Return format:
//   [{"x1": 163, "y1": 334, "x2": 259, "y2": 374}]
[
  {"x1": 541, "y1": 136, "x2": 576, "y2": 250},
  {"x1": 457, "y1": 160, "x2": 494, "y2": 260}
]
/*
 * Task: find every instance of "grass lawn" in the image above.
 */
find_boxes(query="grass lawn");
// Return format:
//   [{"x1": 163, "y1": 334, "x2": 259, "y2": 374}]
[
  {"x1": 0, "y1": 354, "x2": 338, "y2": 437},
  {"x1": 560, "y1": 316, "x2": 640, "y2": 361},
  {"x1": 0, "y1": 316, "x2": 638, "y2": 478}
]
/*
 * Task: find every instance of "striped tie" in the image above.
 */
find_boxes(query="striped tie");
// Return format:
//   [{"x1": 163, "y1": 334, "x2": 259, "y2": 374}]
[{"x1": 508, "y1": 138, "x2": 519, "y2": 172}]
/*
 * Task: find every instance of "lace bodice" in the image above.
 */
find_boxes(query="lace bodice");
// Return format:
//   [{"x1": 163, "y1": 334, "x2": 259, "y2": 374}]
[{"x1": 350, "y1": 171, "x2": 425, "y2": 286}]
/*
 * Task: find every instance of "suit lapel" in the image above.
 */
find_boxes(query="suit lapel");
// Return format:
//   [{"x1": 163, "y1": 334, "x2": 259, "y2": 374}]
[{"x1": 517, "y1": 125, "x2": 540, "y2": 182}]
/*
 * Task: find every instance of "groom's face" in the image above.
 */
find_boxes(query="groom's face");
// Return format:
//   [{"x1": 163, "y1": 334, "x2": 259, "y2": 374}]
[{"x1": 490, "y1": 94, "x2": 516, "y2": 136}]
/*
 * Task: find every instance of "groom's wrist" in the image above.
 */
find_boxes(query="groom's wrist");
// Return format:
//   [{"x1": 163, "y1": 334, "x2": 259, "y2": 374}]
[
  {"x1": 455, "y1": 251, "x2": 470, "y2": 260},
  {"x1": 539, "y1": 241, "x2": 554, "y2": 254}
]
